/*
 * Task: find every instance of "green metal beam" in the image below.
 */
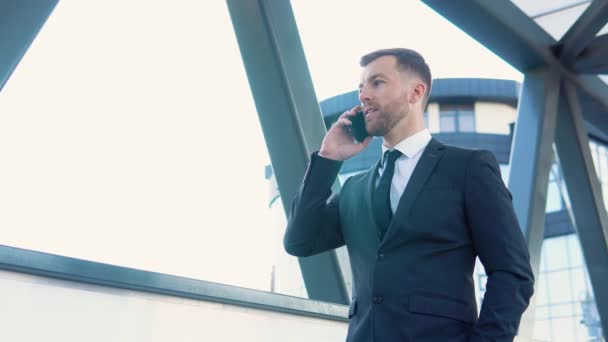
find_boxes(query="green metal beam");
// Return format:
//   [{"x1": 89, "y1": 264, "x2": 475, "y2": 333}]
[
  {"x1": 555, "y1": 81, "x2": 608, "y2": 338},
  {"x1": 226, "y1": 0, "x2": 349, "y2": 304},
  {"x1": 0, "y1": 0, "x2": 59, "y2": 91},
  {"x1": 507, "y1": 69, "x2": 561, "y2": 338}
]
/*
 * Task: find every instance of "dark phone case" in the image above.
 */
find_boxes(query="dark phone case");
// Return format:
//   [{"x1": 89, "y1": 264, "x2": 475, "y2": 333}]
[{"x1": 351, "y1": 111, "x2": 369, "y2": 142}]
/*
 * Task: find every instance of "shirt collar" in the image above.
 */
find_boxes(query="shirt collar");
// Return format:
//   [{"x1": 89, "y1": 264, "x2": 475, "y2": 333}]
[{"x1": 381, "y1": 128, "x2": 432, "y2": 161}]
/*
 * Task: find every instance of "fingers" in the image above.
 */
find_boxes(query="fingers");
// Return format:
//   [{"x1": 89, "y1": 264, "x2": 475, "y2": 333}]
[
  {"x1": 337, "y1": 117, "x2": 352, "y2": 127},
  {"x1": 341, "y1": 105, "x2": 361, "y2": 118}
]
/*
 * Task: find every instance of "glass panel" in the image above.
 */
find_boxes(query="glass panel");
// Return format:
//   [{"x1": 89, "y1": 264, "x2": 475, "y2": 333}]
[
  {"x1": 533, "y1": 319, "x2": 552, "y2": 341},
  {"x1": 543, "y1": 237, "x2": 569, "y2": 271},
  {"x1": 548, "y1": 270, "x2": 573, "y2": 303},
  {"x1": 534, "y1": 3, "x2": 591, "y2": 40},
  {"x1": 599, "y1": 145, "x2": 608, "y2": 184},
  {"x1": 567, "y1": 234, "x2": 584, "y2": 268},
  {"x1": 551, "y1": 303, "x2": 574, "y2": 318},
  {"x1": 536, "y1": 305, "x2": 550, "y2": 320},
  {"x1": 439, "y1": 112, "x2": 456, "y2": 132},
  {"x1": 499, "y1": 164, "x2": 510, "y2": 185},
  {"x1": 269, "y1": 198, "x2": 308, "y2": 298},
  {"x1": 536, "y1": 271, "x2": 549, "y2": 305},
  {"x1": 571, "y1": 269, "x2": 588, "y2": 301},
  {"x1": 0, "y1": 1, "x2": 298, "y2": 294},
  {"x1": 546, "y1": 181, "x2": 563, "y2": 212},
  {"x1": 551, "y1": 317, "x2": 577, "y2": 342},
  {"x1": 511, "y1": 0, "x2": 592, "y2": 41},
  {"x1": 598, "y1": 23, "x2": 608, "y2": 36},
  {"x1": 511, "y1": 0, "x2": 591, "y2": 18},
  {"x1": 590, "y1": 141, "x2": 600, "y2": 176},
  {"x1": 457, "y1": 111, "x2": 476, "y2": 132}
]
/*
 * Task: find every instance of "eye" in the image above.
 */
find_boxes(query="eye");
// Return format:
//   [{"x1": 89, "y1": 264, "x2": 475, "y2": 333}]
[{"x1": 373, "y1": 79, "x2": 384, "y2": 86}]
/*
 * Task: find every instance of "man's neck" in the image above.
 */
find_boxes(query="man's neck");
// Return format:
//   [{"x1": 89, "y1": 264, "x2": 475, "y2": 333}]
[{"x1": 383, "y1": 114, "x2": 426, "y2": 148}]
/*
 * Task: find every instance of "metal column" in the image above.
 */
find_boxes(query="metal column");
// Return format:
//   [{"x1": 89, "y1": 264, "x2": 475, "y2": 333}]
[
  {"x1": 226, "y1": 0, "x2": 349, "y2": 304},
  {"x1": 555, "y1": 81, "x2": 608, "y2": 338},
  {"x1": 507, "y1": 69, "x2": 561, "y2": 337}
]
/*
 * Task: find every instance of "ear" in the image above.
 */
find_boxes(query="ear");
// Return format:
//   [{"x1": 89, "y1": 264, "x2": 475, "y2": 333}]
[{"x1": 409, "y1": 82, "x2": 426, "y2": 104}]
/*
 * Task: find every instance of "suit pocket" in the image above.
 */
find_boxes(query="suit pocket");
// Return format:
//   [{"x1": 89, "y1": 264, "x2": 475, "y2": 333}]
[
  {"x1": 348, "y1": 299, "x2": 357, "y2": 319},
  {"x1": 408, "y1": 294, "x2": 475, "y2": 323}
]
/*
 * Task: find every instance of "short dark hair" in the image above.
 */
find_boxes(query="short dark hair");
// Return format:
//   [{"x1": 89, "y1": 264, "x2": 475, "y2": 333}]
[{"x1": 360, "y1": 48, "x2": 432, "y2": 102}]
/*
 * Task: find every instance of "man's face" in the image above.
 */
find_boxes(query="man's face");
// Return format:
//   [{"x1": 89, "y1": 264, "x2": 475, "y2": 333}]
[{"x1": 358, "y1": 56, "x2": 417, "y2": 137}]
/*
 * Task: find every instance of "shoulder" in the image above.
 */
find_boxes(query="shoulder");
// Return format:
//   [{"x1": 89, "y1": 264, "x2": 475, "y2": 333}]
[
  {"x1": 435, "y1": 141, "x2": 497, "y2": 166},
  {"x1": 341, "y1": 168, "x2": 371, "y2": 190}
]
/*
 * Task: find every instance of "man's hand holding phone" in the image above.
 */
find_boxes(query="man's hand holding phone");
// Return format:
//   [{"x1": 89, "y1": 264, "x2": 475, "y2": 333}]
[{"x1": 319, "y1": 105, "x2": 372, "y2": 161}]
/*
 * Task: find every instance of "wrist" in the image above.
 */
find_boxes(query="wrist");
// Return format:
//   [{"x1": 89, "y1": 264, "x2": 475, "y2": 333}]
[{"x1": 318, "y1": 149, "x2": 342, "y2": 161}]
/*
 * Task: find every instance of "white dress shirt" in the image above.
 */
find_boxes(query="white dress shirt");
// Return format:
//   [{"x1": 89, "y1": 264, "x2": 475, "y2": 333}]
[{"x1": 376, "y1": 128, "x2": 432, "y2": 213}]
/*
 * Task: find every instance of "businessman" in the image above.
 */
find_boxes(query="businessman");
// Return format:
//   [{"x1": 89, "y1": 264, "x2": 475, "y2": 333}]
[{"x1": 284, "y1": 48, "x2": 534, "y2": 341}]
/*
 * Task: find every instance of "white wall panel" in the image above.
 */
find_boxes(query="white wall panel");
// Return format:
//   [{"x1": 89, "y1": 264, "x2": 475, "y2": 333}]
[{"x1": 0, "y1": 270, "x2": 347, "y2": 342}]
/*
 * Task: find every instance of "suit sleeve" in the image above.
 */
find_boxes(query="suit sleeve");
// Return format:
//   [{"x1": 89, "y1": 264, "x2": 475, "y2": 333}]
[
  {"x1": 464, "y1": 150, "x2": 535, "y2": 341},
  {"x1": 283, "y1": 152, "x2": 346, "y2": 257}
]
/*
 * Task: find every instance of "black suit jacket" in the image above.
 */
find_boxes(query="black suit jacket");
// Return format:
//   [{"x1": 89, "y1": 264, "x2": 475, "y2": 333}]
[{"x1": 284, "y1": 138, "x2": 534, "y2": 342}]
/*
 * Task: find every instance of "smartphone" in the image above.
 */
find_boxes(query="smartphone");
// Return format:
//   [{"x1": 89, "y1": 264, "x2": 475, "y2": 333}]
[{"x1": 350, "y1": 111, "x2": 370, "y2": 143}]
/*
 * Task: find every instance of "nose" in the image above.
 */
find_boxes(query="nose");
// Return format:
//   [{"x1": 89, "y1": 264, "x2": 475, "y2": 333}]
[{"x1": 358, "y1": 84, "x2": 371, "y2": 104}]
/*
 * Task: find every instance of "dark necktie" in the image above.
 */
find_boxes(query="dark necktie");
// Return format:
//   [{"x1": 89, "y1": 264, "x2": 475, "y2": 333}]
[{"x1": 373, "y1": 149, "x2": 402, "y2": 240}]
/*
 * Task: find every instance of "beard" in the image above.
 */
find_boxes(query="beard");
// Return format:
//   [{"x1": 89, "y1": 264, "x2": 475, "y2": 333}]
[{"x1": 365, "y1": 109, "x2": 407, "y2": 137}]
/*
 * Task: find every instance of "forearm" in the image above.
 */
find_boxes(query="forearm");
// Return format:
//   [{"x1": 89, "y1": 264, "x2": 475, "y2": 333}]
[
  {"x1": 283, "y1": 152, "x2": 345, "y2": 257},
  {"x1": 471, "y1": 271, "x2": 534, "y2": 341},
  {"x1": 465, "y1": 150, "x2": 535, "y2": 340}
]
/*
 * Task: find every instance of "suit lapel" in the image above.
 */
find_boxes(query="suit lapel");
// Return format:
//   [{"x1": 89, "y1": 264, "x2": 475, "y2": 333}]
[{"x1": 382, "y1": 138, "x2": 446, "y2": 242}]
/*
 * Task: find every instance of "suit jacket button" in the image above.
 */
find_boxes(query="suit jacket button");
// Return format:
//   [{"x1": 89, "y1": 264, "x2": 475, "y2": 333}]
[
  {"x1": 373, "y1": 296, "x2": 383, "y2": 304},
  {"x1": 377, "y1": 253, "x2": 385, "y2": 261}
]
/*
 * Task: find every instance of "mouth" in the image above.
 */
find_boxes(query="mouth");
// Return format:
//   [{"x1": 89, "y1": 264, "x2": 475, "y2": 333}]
[{"x1": 364, "y1": 108, "x2": 379, "y2": 118}]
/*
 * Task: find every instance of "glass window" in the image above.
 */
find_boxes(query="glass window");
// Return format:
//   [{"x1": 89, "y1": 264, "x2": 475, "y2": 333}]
[
  {"x1": 439, "y1": 111, "x2": 456, "y2": 132},
  {"x1": 533, "y1": 3, "x2": 590, "y2": 41},
  {"x1": 551, "y1": 317, "x2": 577, "y2": 342},
  {"x1": 566, "y1": 234, "x2": 584, "y2": 268},
  {"x1": 0, "y1": 1, "x2": 290, "y2": 294},
  {"x1": 533, "y1": 319, "x2": 552, "y2": 342},
  {"x1": 457, "y1": 110, "x2": 475, "y2": 132},
  {"x1": 547, "y1": 270, "x2": 573, "y2": 303},
  {"x1": 546, "y1": 181, "x2": 563, "y2": 212},
  {"x1": 543, "y1": 237, "x2": 569, "y2": 271},
  {"x1": 499, "y1": 164, "x2": 510, "y2": 185},
  {"x1": 536, "y1": 272, "x2": 549, "y2": 306},
  {"x1": 551, "y1": 303, "x2": 574, "y2": 318},
  {"x1": 439, "y1": 104, "x2": 475, "y2": 133},
  {"x1": 599, "y1": 145, "x2": 608, "y2": 184},
  {"x1": 571, "y1": 269, "x2": 588, "y2": 302},
  {"x1": 590, "y1": 141, "x2": 600, "y2": 177},
  {"x1": 536, "y1": 305, "x2": 550, "y2": 320}
]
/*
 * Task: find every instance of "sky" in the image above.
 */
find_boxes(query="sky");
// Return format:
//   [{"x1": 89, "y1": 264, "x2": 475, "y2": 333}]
[{"x1": 0, "y1": 0, "x2": 524, "y2": 294}]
